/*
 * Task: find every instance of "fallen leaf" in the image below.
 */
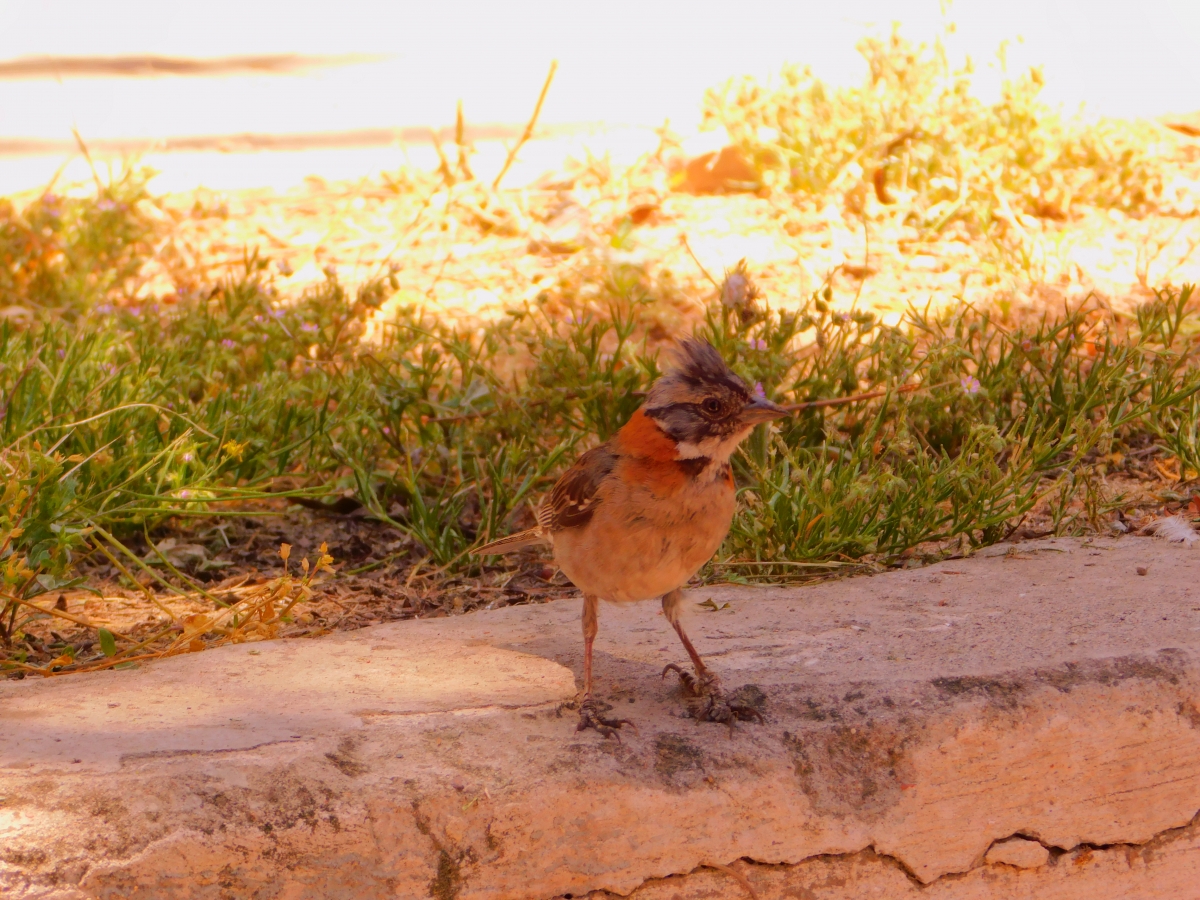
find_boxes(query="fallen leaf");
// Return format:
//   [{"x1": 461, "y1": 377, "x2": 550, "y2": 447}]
[
  {"x1": 676, "y1": 146, "x2": 760, "y2": 194},
  {"x1": 628, "y1": 203, "x2": 659, "y2": 224}
]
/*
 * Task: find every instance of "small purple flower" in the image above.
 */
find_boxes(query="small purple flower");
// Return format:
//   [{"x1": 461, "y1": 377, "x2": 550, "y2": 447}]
[
  {"x1": 96, "y1": 199, "x2": 117, "y2": 212},
  {"x1": 178, "y1": 489, "x2": 191, "y2": 499},
  {"x1": 56, "y1": 349, "x2": 65, "y2": 359},
  {"x1": 754, "y1": 382, "x2": 766, "y2": 398},
  {"x1": 253, "y1": 314, "x2": 266, "y2": 324},
  {"x1": 960, "y1": 375, "x2": 981, "y2": 395},
  {"x1": 721, "y1": 272, "x2": 751, "y2": 309},
  {"x1": 181, "y1": 452, "x2": 194, "y2": 463},
  {"x1": 300, "y1": 322, "x2": 318, "y2": 333},
  {"x1": 271, "y1": 309, "x2": 285, "y2": 319},
  {"x1": 221, "y1": 339, "x2": 237, "y2": 349},
  {"x1": 382, "y1": 426, "x2": 391, "y2": 435},
  {"x1": 751, "y1": 338, "x2": 768, "y2": 351}
]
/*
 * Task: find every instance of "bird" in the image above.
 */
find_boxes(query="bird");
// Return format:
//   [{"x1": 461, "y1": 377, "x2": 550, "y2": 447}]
[{"x1": 473, "y1": 338, "x2": 786, "y2": 737}]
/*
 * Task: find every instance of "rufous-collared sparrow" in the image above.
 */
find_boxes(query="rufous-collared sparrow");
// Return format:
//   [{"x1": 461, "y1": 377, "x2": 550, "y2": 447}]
[{"x1": 473, "y1": 338, "x2": 786, "y2": 737}]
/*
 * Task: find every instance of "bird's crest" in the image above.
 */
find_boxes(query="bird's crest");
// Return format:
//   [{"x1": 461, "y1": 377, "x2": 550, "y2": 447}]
[{"x1": 649, "y1": 338, "x2": 750, "y2": 406}]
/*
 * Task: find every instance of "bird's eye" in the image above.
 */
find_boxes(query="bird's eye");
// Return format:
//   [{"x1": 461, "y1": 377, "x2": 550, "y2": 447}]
[{"x1": 702, "y1": 397, "x2": 722, "y2": 415}]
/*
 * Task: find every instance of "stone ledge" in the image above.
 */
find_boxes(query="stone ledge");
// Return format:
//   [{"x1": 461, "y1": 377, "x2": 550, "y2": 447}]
[{"x1": 2, "y1": 535, "x2": 1199, "y2": 899}]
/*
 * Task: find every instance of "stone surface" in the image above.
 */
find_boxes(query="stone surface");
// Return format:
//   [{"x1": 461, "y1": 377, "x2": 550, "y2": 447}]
[
  {"x1": 2, "y1": 535, "x2": 1200, "y2": 899},
  {"x1": 984, "y1": 836, "x2": 1051, "y2": 869}
]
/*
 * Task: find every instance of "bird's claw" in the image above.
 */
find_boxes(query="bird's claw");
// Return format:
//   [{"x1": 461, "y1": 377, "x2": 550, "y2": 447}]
[
  {"x1": 661, "y1": 662, "x2": 697, "y2": 692},
  {"x1": 662, "y1": 665, "x2": 765, "y2": 733},
  {"x1": 576, "y1": 697, "x2": 635, "y2": 741}
]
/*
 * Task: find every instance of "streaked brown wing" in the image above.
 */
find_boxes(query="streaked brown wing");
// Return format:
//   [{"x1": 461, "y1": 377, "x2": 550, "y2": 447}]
[{"x1": 537, "y1": 445, "x2": 617, "y2": 532}]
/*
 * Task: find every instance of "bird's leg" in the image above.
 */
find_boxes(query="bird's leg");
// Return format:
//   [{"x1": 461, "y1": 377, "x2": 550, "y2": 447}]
[
  {"x1": 576, "y1": 593, "x2": 633, "y2": 739},
  {"x1": 661, "y1": 588, "x2": 764, "y2": 729}
]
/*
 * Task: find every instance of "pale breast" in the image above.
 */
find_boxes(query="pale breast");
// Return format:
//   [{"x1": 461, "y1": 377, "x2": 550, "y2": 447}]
[{"x1": 551, "y1": 466, "x2": 737, "y2": 603}]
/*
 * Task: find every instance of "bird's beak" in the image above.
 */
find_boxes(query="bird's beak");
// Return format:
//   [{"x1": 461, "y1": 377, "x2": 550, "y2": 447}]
[{"x1": 740, "y1": 394, "x2": 788, "y2": 424}]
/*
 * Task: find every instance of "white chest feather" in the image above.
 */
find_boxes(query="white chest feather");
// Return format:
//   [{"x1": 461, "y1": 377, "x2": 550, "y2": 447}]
[{"x1": 674, "y1": 426, "x2": 754, "y2": 464}]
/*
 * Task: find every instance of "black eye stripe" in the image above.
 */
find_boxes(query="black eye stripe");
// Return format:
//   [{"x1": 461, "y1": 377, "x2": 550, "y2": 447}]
[{"x1": 649, "y1": 400, "x2": 732, "y2": 419}]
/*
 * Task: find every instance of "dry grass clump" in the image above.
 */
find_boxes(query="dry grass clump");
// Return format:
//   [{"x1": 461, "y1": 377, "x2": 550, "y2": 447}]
[
  {"x1": 706, "y1": 28, "x2": 1180, "y2": 220},
  {"x1": 704, "y1": 26, "x2": 1197, "y2": 292}
]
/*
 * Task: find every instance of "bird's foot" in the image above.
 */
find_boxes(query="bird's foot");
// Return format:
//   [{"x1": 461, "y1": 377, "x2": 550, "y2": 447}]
[
  {"x1": 662, "y1": 664, "x2": 765, "y2": 732},
  {"x1": 576, "y1": 697, "x2": 635, "y2": 741}
]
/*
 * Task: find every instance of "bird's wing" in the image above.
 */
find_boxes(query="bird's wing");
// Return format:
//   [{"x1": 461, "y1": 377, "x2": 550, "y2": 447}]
[
  {"x1": 537, "y1": 444, "x2": 618, "y2": 532},
  {"x1": 471, "y1": 444, "x2": 617, "y2": 556},
  {"x1": 472, "y1": 528, "x2": 548, "y2": 556}
]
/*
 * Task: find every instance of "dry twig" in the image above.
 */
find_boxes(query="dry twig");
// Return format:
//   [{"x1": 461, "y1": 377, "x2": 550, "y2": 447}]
[
  {"x1": 702, "y1": 861, "x2": 759, "y2": 900},
  {"x1": 492, "y1": 60, "x2": 558, "y2": 191}
]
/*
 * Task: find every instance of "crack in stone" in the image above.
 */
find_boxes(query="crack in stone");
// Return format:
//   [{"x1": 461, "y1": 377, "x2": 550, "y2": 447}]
[
  {"x1": 569, "y1": 808, "x2": 1200, "y2": 900},
  {"x1": 118, "y1": 737, "x2": 308, "y2": 764}
]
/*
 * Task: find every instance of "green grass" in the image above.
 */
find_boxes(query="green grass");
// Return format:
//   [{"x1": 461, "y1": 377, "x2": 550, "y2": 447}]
[
  {"x1": 3, "y1": 188, "x2": 1198, "y2": 619},
  {"x1": 718, "y1": 286, "x2": 1200, "y2": 571}
]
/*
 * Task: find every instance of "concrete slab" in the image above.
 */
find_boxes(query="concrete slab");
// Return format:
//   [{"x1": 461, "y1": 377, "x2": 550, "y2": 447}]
[{"x1": 2, "y1": 535, "x2": 1199, "y2": 899}]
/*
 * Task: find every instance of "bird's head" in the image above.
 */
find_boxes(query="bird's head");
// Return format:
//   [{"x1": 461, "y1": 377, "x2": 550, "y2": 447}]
[{"x1": 644, "y1": 338, "x2": 786, "y2": 462}]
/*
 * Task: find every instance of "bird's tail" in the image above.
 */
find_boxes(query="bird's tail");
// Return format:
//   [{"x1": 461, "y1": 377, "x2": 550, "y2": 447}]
[{"x1": 471, "y1": 528, "x2": 548, "y2": 556}]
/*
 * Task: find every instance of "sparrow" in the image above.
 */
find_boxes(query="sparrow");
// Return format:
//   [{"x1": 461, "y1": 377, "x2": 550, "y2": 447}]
[{"x1": 473, "y1": 338, "x2": 787, "y2": 737}]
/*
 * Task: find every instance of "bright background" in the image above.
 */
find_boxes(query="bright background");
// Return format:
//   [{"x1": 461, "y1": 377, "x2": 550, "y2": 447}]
[{"x1": 1, "y1": 0, "x2": 1197, "y2": 193}]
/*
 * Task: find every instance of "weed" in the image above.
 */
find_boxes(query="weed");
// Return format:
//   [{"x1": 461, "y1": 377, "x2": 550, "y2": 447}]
[{"x1": 0, "y1": 166, "x2": 157, "y2": 316}]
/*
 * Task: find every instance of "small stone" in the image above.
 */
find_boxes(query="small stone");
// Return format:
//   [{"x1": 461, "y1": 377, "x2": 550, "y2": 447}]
[
  {"x1": 1137, "y1": 566, "x2": 1148, "y2": 576},
  {"x1": 985, "y1": 837, "x2": 1049, "y2": 869},
  {"x1": 444, "y1": 815, "x2": 467, "y2": 844}
]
